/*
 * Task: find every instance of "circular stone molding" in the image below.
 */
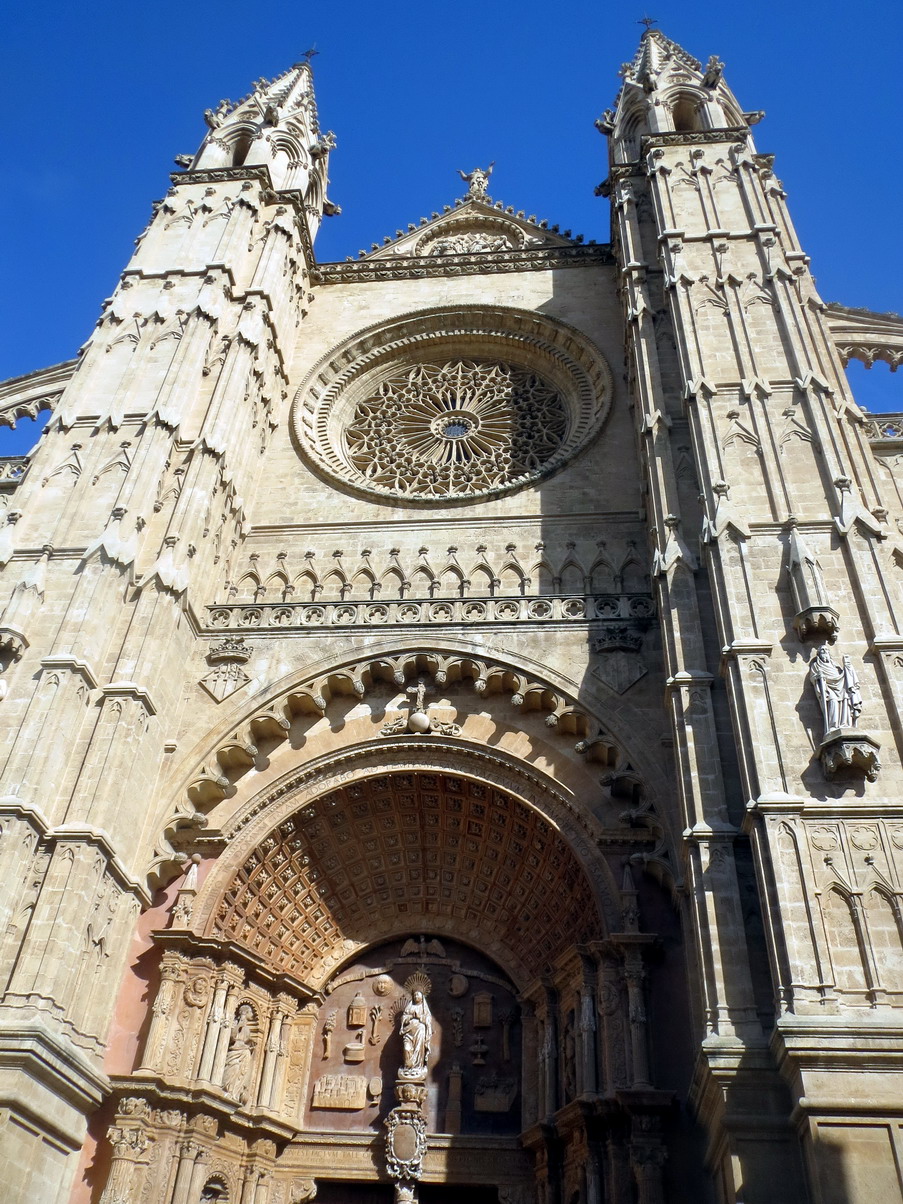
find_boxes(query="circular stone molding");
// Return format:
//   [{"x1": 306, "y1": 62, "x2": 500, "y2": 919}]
[{"x1": 291, "y1": 306, "x2": 613, "y2": 505}]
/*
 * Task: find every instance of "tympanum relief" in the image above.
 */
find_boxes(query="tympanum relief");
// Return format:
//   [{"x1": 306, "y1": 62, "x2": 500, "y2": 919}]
[{"x1": 306, "y1": 936, "x2": 521, "y2": 1138}]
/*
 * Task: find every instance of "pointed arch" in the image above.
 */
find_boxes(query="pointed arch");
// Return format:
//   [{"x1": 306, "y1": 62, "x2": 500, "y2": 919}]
[
  {"x1": 620, "y1": 556, "x2": 649, "y2": 593},
  {"x1": 469, "y1": 565, "x2": 495, "y2": 598},
  {"x1": 533, "y1": 559, "x2": 556, "y2": 594},
  {"x1": 440, "y1": 565, "x2": 466, "y2": 597},
  {"x1": 589, "y1": 556, "x2": 617, "y2": 593},
  {"x1": 319, "y1": 569, "x2": 347, "y2": 601},
  {"x1": 292, "y1": 569, "x2": 319, "y2": 602},
  {"x1": 865, "y1": 886, "x2": 903, "y2": 991},
  {"x1": 380, "y1": 566, "x2": 407, "y2": 598},
  {"x1": 822, "y1": 887, "x2": 868, "y2": 993},
  {"x1": 558, "y1": 558, "x2": 586, "y2": 595},
  {"x1": 350, "y1": 569, "x2": 378, "y2": 599}
]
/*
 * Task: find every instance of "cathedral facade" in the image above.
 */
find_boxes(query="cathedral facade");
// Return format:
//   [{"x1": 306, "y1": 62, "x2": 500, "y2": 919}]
[{"x1": 1, "y1": 27, "x2": 903, "y2": 1204}]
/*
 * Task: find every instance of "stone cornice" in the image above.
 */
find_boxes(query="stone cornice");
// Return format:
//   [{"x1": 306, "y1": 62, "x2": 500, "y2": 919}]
[
  {"x1": 312, "y1": 243, "x2": 613, "y2": 284},
  {"x1": 204, "y1": 591, "x2": 655, "y2": 634},
  {"x1": 642, "y1": 127, "x2": 748, "y2": 149}
]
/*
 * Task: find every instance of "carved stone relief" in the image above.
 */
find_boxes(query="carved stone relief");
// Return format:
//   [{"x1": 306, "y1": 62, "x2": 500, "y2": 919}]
[{"x1": 304, "y1": 936, "x2": 522, "y2": 1138}]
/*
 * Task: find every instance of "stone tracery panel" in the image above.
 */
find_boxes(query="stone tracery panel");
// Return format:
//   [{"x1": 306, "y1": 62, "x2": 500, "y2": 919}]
[
  {"x1": 212, "y1": 771, "x2": 601, "y2": 986},
  {"x1": 344, "y1": 359, "x2": 567, "y2": 500}
]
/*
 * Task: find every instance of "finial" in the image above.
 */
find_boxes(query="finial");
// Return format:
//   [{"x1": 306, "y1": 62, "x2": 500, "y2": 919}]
[
  {"x1": 638, "y1": 14, "x2": 658, "y2": 29},
  {"x1": 456, "y1": 162, "x2": 495, "y2": 200},
  {"x1": 300, "y1": 46, "x2": 319, "y2": 63}
]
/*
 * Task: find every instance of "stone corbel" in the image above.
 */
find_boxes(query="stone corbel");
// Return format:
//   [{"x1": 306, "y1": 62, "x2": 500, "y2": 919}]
[
  {"x1": 833, "y1": 476, "x2": 886, "y2": 539},
  {"x1": 817, "y1": 729, "x2": 881, "y2": 783},
  {"x1": 652, "y1": 514, "x2": 698, "y2": 576},
  {"x1": 701, "y1": 481, "x2": 751, "y2": 543}
]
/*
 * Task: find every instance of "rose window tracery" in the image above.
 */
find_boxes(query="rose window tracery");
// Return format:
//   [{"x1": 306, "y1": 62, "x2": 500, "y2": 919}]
[
  {"x1": 292, "y1": 307, "x2": 614, "y2": 505},
  {"x1": 343, "y1": 360, "x2": 567, "y2": 499}
]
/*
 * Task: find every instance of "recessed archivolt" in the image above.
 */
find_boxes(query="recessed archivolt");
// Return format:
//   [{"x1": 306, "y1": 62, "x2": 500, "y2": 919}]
[
  {"x1": 149, "y1": 647, "x2": 649, "y2": 890},
  {"x1": 219, "y1": 772, "x2": 602, "y2": 988},
  {"x1": 188, "y1": 749, "x2": 616, "y2": 989},
  {"x1": 290, "y1": 305, "x2": 613, "y2": 505}
]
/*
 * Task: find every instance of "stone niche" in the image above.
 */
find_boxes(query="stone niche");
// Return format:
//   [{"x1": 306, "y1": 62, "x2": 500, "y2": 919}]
[{"x1": 306, "y1": 936, "x2": 522, "y2": 1137}]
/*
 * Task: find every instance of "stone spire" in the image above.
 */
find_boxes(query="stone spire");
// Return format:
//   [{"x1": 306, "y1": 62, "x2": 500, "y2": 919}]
[
  {"x1": 598, "y1": 29, "x2": 755, "y2": 164},
  {"x1": 189, "y1": 59, "x2": 340, "y2": 227}
]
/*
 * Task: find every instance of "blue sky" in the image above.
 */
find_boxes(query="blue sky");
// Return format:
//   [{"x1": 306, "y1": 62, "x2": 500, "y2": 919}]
[{"x1": 3, "y1": 0, "x2": 901, "y2": 453}]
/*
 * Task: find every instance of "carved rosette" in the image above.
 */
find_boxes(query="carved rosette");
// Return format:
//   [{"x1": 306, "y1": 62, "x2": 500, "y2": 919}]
[{"x1": 292, "y1": 307, "x2": 612, "y2": 507}]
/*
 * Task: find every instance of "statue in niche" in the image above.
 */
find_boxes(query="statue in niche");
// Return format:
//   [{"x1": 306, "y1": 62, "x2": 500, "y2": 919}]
[
  {"x1": 398, "y1": 990, "x2": 432, "y2": 1080},
  {"x1": 222, "y1": 1004, "x2": 256, "y2": 1104},
  {"x1": 809, "y1": 646, "x2": 862, "y2": 733}
]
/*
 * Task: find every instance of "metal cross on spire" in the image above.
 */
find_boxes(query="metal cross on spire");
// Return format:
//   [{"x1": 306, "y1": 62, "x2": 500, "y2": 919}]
[
  {"x1": 300, "y1": 46, "x2": 319, "y2": 63},
  {"x1": 638, "y1": 15, "x2": 658, "y2": 29}
]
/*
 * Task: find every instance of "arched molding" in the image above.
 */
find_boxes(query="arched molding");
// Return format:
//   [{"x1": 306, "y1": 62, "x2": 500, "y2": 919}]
[
  {"x1": 149, "y1": 638, "x2": 674, "y2": 890},
  {"x1": 188, "y1": 738, "x2": 622, "y2": 986},
  {"x1": 290, "y1": 304, "x2": 613, "y2": 506}
]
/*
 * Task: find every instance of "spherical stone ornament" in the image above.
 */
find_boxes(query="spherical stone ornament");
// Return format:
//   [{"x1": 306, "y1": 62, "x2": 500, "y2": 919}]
[{"x1": 407, "y1": 711, "x2": 432, "y2": 734}]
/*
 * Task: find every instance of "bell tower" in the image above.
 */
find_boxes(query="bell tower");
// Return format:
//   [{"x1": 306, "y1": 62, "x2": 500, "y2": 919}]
[
  {"x1": 602, "y1": 26, "x2": 903, "y2": 1204},
  {"x1": 0, "y1": 59, "x2": 336, "y2": 1200}
]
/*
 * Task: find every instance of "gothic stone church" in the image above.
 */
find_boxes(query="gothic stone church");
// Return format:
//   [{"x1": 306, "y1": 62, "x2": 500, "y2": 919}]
[{"x1": 1, "y1": 27, "x2": 903, "y2": 1204}]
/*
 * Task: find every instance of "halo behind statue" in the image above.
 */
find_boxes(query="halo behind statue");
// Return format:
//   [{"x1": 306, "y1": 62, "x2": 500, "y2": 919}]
[{"x1": 404, "y1": 971, "x2": 432, "y2": 997}]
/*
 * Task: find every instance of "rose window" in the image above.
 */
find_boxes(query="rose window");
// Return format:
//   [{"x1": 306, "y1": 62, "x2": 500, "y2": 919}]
[
  {"x1": 292, "y1": 307, "x2": 614, "y2": 505},
  {"x1": 343, "y1": 360, "x2": 568, "y2": 499}
]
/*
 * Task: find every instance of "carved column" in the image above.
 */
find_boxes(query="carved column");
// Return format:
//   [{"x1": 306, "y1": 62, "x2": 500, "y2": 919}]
[
  {"x1": 520, "y1": 998, "x2": 539, "y2": 1128},
  {"x1": 630, "y1": 1138, "x2": 667, "y2": 1204},
  {"x1": 197, "y1": 970, "x2": 230, "y2": 1081},
  {"x1": 576, "y1": 956, "x2": 598, "y2": 1096},
  {"x1": 139, "y1": 953, "x2": 184, "y2": 1073},
  {"x1": 169, "y1": 1140, "x2": 199, "y2": 1204},
  {"x1": 185, "y1": 1146, "x2": 211, "y2": 1201},
  {"x1": 100, "y1": 1122, "x2": 150, "y2": 1204},
  {"x1": 540, "y1": 986, "x2": 559, "y2": 1117},
  {"x1": 257, "y1": 1002, "x2": 285, "y2": 1107}
]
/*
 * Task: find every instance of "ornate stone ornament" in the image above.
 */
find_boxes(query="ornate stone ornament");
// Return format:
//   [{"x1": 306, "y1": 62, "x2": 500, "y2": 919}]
[
  {"x1": 591, "y1": 625, "x2": 647, "y2": 694},
  {"x1": 292, "y1": 307, "x2": 612, "y2": 506},
  {"x1": 380, "y1": 678, "x2": 461, "y2": 736},
  {"x1": 200, "y1": 636, "x2": 251, "y2": 702},
  {"x1": 345, "y1": 359, "x2": 567, "y2": 500},
  {"x1": 385, "y1": 1107, "x2": 427, "y2": 1181}
]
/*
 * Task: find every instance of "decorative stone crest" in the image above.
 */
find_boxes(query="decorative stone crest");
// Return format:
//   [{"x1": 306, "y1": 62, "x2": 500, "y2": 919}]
[
  {"x1": 592, "y1": 625, "x2": 647, "y2": 694},
  {"x1": 200, "y1": 636, "x2": 251, "y2": 703},
  {"x1": 380, "y1": 679, "x2": 461, "y2": 737},
  {"x1": 808, "y1": 646, "x2": 880, "y2": 781}
]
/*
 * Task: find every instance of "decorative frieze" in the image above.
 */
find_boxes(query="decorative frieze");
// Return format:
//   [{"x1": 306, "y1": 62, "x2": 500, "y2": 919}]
[
  {"x1": 206, "y1": 592, "x2": 654, "y2": 632},
  {"x1": 312, "y1": 243, "x2": 613, "y2": 284}
]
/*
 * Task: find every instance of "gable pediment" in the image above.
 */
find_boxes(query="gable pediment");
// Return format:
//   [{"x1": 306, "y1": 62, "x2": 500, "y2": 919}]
[{"x1": 363, "y1": 197, "x2": 580, "y2": 261}]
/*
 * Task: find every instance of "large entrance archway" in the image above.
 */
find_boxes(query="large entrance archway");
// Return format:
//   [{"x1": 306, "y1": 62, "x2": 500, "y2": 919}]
[{"x1": 92, "y1": 740, "x2": 699, "y2": 1204}]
